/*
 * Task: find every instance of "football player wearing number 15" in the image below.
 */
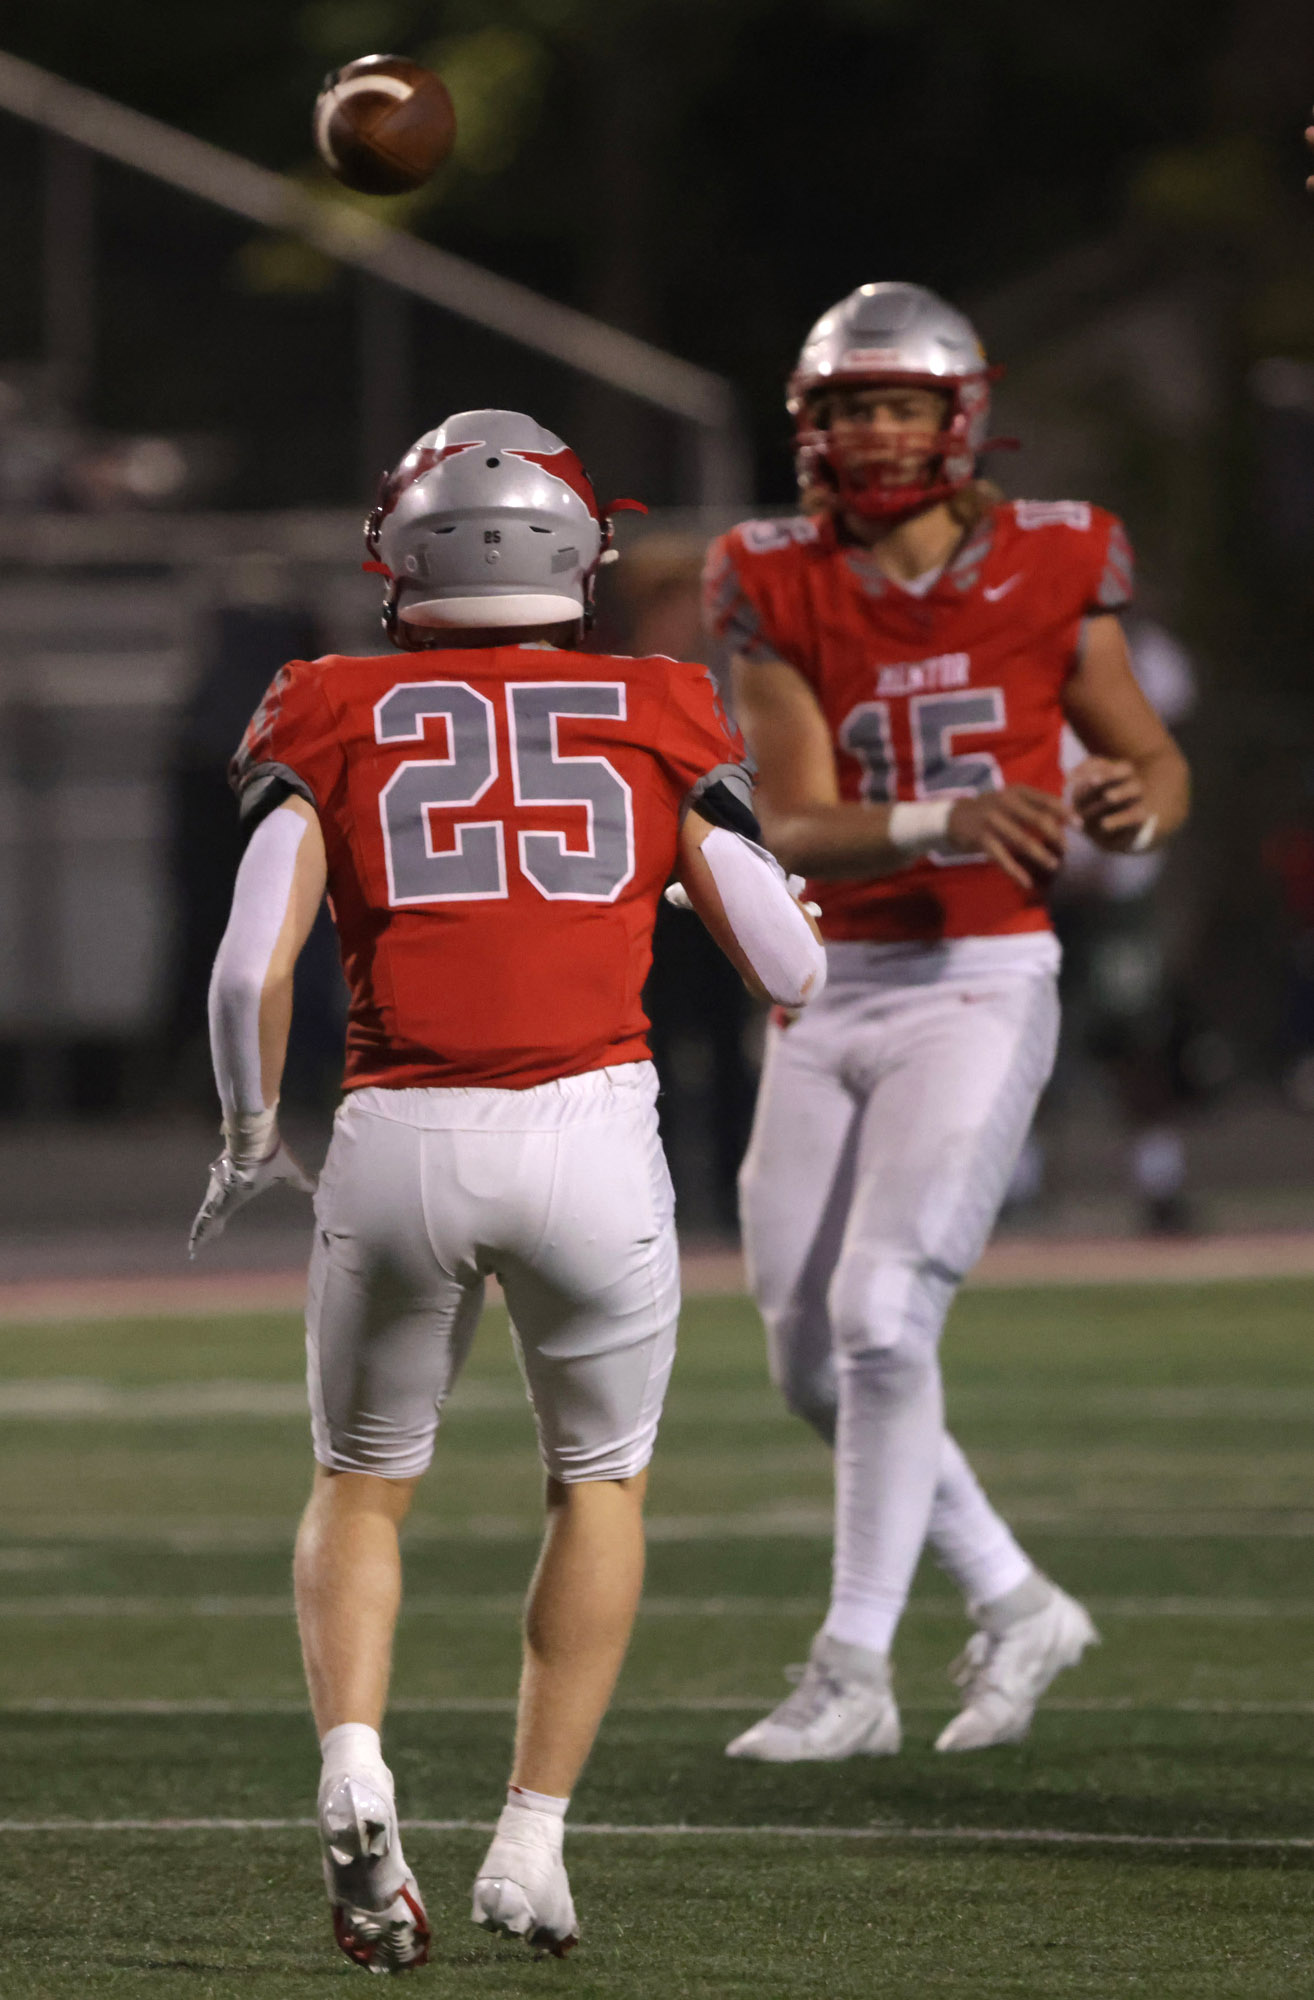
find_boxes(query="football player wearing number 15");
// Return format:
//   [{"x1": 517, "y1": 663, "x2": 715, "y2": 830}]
[
  {"x1": 189, "y1": 410, "x2": 825, "y2": 1972},
  {"x1": 705, "y1": 283, "x2": 1190, "y2": 1763}
]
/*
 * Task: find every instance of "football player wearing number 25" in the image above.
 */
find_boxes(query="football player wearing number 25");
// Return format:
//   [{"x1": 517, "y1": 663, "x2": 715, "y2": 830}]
[
  {"x1": 706, "y1": 284, "x2": 1189, "y2": 1763},
  {"x1": 190, "y1": 410, "x2": 824, "y2": 1972}
]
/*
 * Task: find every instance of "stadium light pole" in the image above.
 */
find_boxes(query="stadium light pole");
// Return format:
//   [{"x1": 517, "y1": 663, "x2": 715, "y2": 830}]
[
  {"x1": 357, "y1": 277, "x2": 414, "y2": 505},
  {"x1": 43, "y1": 132, "x2": 94, "y2": 420}
]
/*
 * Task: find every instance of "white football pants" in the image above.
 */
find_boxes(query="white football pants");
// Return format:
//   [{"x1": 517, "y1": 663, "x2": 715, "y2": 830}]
[
  {"x1": 307, "y1": 1061, "x2": 679, "y2": 1483},
  {"x1": 739, "y1": 942, "x2": 1060, "y2": 1651}
]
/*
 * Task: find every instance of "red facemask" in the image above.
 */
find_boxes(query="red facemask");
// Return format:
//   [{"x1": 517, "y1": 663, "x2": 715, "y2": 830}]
[
  {"x1": 810, "y1": 411, "x2": 972, "y2": 520},
  {"x1": 792, "y1": 371, "x2": 1013, "y2": 522}
]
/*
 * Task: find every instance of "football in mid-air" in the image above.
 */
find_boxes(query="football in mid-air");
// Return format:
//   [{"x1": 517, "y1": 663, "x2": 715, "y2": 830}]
[{"x1": 313, "y1": 55, "x2": 456, "y2": 195}]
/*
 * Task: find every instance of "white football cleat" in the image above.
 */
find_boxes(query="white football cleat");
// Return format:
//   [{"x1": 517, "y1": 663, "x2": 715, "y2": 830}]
[
  {"x1": 472, "y1": 1802, "x2": 579, "y2": 1957},
  {"x1": 934, "y1": 1582, "x2": 1099, "y2": 1753},
  {"x1": 725, "y1": 1632, "x2": 901, "y2": 1763},
  {"x1": 319, "y1": 1770, "x2": 430, "y2": 1975}
]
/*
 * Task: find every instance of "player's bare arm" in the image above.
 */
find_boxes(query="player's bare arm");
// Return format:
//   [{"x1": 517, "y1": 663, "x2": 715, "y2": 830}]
[
  {"x1": 731, "y1": 649, "x2": 1071, "y2": 890},
  {"x1": 1062, "y1": 613, "x2": 1190, "y2": 852},
  {"x1": 189, "y1": 796, "x2": 325, "y2": 1253},
  {"x1": 674, "y1": 804, "x2": 825, "y2": 1007}
]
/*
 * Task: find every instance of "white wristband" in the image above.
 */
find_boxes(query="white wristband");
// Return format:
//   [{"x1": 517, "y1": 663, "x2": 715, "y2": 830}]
[
  {"x1": 887, "y1": 799, "x2": 955, "y2": 857},
  {"x1": 222, "y1": 1104, "x2": 280, "y2": 1169}
]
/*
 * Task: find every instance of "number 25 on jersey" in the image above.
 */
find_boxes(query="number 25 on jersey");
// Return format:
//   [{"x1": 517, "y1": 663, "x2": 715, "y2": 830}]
[{"x1": 376, "y1": 680, "x2": 636, "y2": 907}]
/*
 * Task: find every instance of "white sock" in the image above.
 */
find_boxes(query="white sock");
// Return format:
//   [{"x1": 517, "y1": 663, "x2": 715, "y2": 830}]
[
  {"x1": 927, "y1": 1431, "x2": 1034, "y2": 1608},
  {"x1": 976, "y1": 1568, "x2": 1054, "y2": 1633},
  {"x1": 824, "y1": 1342, "x2": 944, "y2": 1657},
  {"x1": 319, "y1": 1723, "x2": 410, "y2": 1898},
  {"x1": 822, "y1": 1599, "x2": 901, "y2": 1655},
  {"x1": 320, "y1": 1722, "x2": 388, "y2": 1788},
  {"x1": 506, "y1": 1785, "x2": 568, "y2": 1818}
]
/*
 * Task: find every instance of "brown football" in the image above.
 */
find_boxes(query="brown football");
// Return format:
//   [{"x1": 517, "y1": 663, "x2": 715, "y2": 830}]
[{"x1": 313, "y1": 54, "x2": 456, "y2": 195}]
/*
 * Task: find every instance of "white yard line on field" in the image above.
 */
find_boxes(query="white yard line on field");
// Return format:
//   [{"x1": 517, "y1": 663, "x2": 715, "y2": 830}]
[
  {"x1": 0, "y1": 1380, "x2": 310, "y2": 1418},
  {"x1": 6, "y1": 1696, "x2": 1314, "y2": 1716},
  {"x1": 0, "y1": 1379, "x2": 527, "y2": 1419},
  {"x1": 0, "y1": 1816, "x2": 1310, "y2": 1851},
  {"x1": 13, "y1": 1508, "x2": 1314, "y2": 1547},
  {"x1": 6, "y1": 1378, "x2": 1314, "y2": 1422},
  {"x1": 5, "y1": 1593, "x2": 1314, "y2": 1619},
  {"x1": 12, "y1": 1512, "x2": 1314, "y2": 1544}
]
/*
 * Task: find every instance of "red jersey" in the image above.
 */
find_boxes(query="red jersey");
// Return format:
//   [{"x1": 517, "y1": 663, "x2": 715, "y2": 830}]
[
  {"x1": 230, "y1": 645, "x2": 743, "y2": 1090},
  {"x1": 706, "y1": 499, "x2": 1133, "y2": 943}
]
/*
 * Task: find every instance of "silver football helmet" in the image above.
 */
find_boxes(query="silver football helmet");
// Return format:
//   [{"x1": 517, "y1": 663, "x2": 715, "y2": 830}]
[
  {"x1": 788, "y1": 283, "x2": 1000, "y2": 518},
  {"x1": 366, "y1": 410, "x2": 634, "y2": 642}
]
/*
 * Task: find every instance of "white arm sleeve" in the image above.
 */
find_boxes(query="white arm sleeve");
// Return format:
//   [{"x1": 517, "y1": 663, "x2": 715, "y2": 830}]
[
  {"x1": 698, "y1": 826, "x2": 827, "y2": 1009},
  {"x1": 207, "y1": 808, "x2": 309, "y2": 1127}
]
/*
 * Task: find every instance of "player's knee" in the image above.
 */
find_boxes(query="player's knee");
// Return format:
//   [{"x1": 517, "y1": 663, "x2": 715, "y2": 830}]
[
  {"x1": 827, "y1": 1250, "x2": 954, "y2": 1374},
  {"x1": 541, "y1": 1425, "x2": 657, "y2": 1485},
  {"x1": 311, "y1": 1410, "x2": 437, "y2": 1483},
  {"x1": 766, "y1": 1330, "x2": 837, "y2": 1443},
  {"x1": 308, "y1": 1462, "x2": 422, "y2": 1504},
  {"x1": 754, "y1": 1271, "x2": 838, "y2": 1439}
]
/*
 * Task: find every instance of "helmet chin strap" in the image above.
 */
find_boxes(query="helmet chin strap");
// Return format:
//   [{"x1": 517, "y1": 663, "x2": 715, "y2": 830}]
[
  {"x1": 808, "y1": 421, "x2": 1020, "y2": 524},
  {"x1": 833, "y1": 468, "x2": 966, "y2": 522},
  {"x1": 795, "y1": 362, "x2": 1018, "y2": 523}
]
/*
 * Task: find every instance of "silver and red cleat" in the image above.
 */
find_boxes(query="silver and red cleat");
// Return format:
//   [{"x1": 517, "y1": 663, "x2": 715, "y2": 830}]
[{"x1": 320, "y1": 1771, "x2": 430, "y2": 1975}]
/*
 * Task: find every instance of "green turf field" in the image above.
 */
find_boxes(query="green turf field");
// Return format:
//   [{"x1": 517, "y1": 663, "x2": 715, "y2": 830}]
[{"x1": 3, "y1": 1278, "x2": 1314, "y2": 1996}]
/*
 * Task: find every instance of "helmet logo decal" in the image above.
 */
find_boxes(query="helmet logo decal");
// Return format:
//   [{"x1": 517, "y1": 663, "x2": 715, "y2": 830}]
[
  {"x1": 367, "y1": 438, "x2": 486, "y2": 551},
  {"x1": 504, "y1": 446, "x2": 600, "y2": 521}
]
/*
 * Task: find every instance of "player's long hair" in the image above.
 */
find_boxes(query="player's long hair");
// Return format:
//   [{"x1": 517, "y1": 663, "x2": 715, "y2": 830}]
[{"x1": 947, "y1": 478, "x2": 1006, "y2": 530}]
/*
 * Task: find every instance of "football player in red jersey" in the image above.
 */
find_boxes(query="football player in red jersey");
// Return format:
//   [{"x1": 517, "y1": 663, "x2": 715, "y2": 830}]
[
  {"x1": 705, "y1": 283, "x2": 1190, "y2": 1762},
  {"x1": 190, "y1": 410, "x2": 825, "y2": 1969}
]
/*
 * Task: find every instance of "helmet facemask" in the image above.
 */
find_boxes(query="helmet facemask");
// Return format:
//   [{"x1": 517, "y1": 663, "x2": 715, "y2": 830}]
[
  {"x1": 798, "y1": 380, "x2": 980, "y2": 521},
  {"x1": 786, "y1": 283, "x2": 1010, "y2": 525}
]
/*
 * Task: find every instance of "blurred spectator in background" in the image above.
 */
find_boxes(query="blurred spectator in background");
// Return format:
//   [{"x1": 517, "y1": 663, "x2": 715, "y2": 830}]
[
  {"x1": 0, "y1": 371, "x2": 72, "y2": 512},
  {"x1": 1261, "y1": 780, "x2": 1314, "y2": 1112},
  {"x1": 1012, "y1": 614, "x2": 1200, "y2": 1231},
  {"x1": 0, "y1": 368, "x2": 224, "y2": 514},
  {"x1": 616, "y1": 534, "x2": 760, "y2": 1236},
  {"x1": 160, "y1": 560, "x2": 345, "y2": 1114}
]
